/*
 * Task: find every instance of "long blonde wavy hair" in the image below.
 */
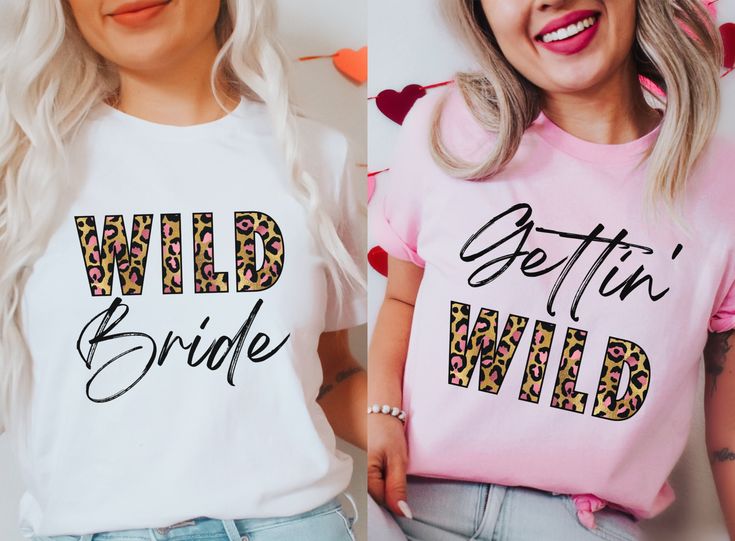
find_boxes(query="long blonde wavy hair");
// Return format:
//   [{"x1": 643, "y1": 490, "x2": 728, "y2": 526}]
[
  {"x1": 433, "y1": 0, "x2": 723, "y2": 214},
  {"x1": 0, "y1": 0, "x2": 365, "y2": 437}
]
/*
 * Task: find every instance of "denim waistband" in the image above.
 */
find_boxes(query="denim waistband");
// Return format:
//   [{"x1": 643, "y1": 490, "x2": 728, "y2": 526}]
[{"x1": 42, "y1": 493, "x2": 358, "y2": 541}]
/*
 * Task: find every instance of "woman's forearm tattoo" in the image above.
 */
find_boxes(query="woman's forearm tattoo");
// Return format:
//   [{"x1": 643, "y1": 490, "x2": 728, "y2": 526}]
[
  {"x1": 317, "y1": 366, "x2": 363, "y2": 400},
  {"x1": 713, "y1": 448, "x2": 735, "y2": 463},
  {"x1": 704, "y1": 329, "x2": 734, "y2": 394}
]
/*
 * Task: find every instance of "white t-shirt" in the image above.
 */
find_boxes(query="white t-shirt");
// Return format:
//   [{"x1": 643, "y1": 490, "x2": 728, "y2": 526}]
[{"x1": 12, "y1": 97, "x2": 366, "y2": 536}]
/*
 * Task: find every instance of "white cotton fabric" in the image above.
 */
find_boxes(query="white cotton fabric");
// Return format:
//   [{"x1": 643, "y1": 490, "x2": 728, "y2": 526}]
[{"x1": 13, "y1": 98, "x2": 366, "y2": 537}]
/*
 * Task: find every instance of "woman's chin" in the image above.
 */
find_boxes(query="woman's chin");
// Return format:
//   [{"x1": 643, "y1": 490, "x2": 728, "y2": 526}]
[{"x1": 537, "y1": 69, "x2": 610, "y2": 96}]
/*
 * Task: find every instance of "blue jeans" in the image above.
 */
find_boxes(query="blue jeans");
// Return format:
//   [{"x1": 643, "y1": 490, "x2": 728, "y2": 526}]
[
  {"x1": 393, "y1": 476, "x2": 641, "y2": 541},
  {"x1": 32, "y1": 496, "x2": 357, "y2": 541}
]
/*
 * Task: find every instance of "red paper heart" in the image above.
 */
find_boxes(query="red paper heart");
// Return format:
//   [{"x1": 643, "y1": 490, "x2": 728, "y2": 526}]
[
  {"x1": 722, "y1": 23, "x2": 735, "y2": 69},
  {"x1": 333, "y1": 47, "x2": 367, "y2": 85},
  {"x1": 368, "y1": 246, "x2": 388, "y2": 277},
  {"x1": 376, "y1": 84, "x2": 427, "y2": 125}
]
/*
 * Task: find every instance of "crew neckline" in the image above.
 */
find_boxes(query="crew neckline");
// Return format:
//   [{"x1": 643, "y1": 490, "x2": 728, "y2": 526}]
[
  {"x1": 532, "y1": 109, "x2": 662, "y2": 165},
  {"x1": 93, "y1": 96, "x2": 250, "y2": 138}
]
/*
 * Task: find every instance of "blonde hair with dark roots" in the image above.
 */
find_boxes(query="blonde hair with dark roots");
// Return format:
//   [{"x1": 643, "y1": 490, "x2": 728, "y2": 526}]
[
  {"x1": 0, "y1": 0, "x2": 365, "y2": 439},
  {"x1": 432, "y1": 0, "x2": 723, "y2": 214}
]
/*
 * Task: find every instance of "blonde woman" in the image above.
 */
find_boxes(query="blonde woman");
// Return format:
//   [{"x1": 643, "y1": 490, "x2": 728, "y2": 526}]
[
  {"x1": 0, "y1": 1, "x2": 366, "y2": 540},
  {"x1": 369, "y1": 0, "x2": 734, "y2": 539}
]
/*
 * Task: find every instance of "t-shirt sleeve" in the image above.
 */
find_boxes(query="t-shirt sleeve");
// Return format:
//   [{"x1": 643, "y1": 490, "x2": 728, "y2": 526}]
[
  {"x1": 369, "y1": 94, "x2": 438, "y2": 268},
  {"x1": 323, "y1": 139, "x2": 368, "y2": 332},
  {"x1": 709, "y1": 278, "x2": 735, "y2": 333}
]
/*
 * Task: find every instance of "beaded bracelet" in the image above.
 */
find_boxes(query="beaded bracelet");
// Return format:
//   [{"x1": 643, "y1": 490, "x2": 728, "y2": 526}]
[{"x1": 367, "y1": 403, "x2": 407, "y2": 423}]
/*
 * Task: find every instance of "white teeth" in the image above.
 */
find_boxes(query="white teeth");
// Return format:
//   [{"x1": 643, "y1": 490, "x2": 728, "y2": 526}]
[{"x1": 539, "y1": 16, "x2": 597, "y2": 43}]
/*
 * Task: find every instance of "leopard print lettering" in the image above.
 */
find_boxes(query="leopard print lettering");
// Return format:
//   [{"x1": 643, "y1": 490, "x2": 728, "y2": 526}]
[
  {"x1": 448, "y1": 301, "x2": 528, "y2": 392},
  {"x1": 519, "y1": 321, "x2": 556, "y2": 404},
  {"x1": 550, "y1": 328, "x2": 589, "y2": 414},
  {"x1": 193, "y1": 212, "x2": 229, "y2": 293},
  {"x1": 161, "y1": 214, "x2": 183, "y2": 295},
  {"x1": 592, "y1": 337, "x2": 650, "y2": 420},
  {"x1": 234, "y1": 211, "x2": 285, "y2": 292},
  {"x1": 74, "y1": 215, "x2": 153, "y2": 296}
]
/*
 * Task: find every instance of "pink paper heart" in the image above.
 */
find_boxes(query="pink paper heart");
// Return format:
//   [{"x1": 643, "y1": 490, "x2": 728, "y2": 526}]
[{"x1": 367, "y1": 175, "x2": 376, "y2": 203}]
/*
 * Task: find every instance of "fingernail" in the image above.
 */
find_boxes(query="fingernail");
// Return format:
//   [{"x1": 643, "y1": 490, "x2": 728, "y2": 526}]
[{"x1": 397, "y1": 500, "x2": 413, "y2": 520}]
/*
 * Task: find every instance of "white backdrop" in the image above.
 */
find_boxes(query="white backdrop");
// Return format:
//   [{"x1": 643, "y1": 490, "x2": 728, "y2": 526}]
[
  {"x1": 366, "y1": 1, "x2": 734, "y2": 541},
  {"x1": 0, "y1": 1, "x2": 368, "y2": 540}
]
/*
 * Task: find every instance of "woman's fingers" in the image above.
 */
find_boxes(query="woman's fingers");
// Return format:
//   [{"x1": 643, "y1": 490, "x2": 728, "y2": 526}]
[
  {"x1": 385, "y1": 451, "x2": 412, "y2": 519},
  {"x1": 367, "y1": 452, "x2": 387, "y2": 506},
  {"x1": 368, "y1": 417, "x2": 412, "y2": 518}
]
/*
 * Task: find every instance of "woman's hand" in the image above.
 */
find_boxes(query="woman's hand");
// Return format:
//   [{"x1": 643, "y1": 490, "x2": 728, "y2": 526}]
[
  {"x1": 368, "y1": 412, "x2": 412, "y2": 519},
  {"x1": 703, "y1": 328, "x2": 735, "y2": 539},
  {"x1": 367, "y1": 256, "x2": 424, "y2": 519}
]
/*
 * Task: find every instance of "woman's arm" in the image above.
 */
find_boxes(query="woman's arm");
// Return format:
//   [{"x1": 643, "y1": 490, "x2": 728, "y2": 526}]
[
  {"x1": 704, "y1": 329, "x2": 735, "y2": 538},
  {"x1": 367, "y1": 256, "x2": 424, "y2": 518},
  {"x1": 317, "y1": 329, "x2": 367, "y2": 450}
]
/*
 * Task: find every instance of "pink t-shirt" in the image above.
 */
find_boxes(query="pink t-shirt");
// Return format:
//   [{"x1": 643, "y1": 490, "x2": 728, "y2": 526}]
[{"x1": 371, "y1": 85, "x2": 735, "y2": 518}]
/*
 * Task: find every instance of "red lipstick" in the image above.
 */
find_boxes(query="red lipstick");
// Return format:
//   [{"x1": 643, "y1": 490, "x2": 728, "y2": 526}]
[{"x1": 535, "y1": 10, "x2": 601, "y2": 56}]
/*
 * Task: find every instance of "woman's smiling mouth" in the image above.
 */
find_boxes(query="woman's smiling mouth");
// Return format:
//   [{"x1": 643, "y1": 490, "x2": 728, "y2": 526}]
[
  {"x1": 538, "y1": 15, "x2": 599, "y2": 43},
  {"x1": 535, "y1": 10, "x2": 602, "y2": 55}
]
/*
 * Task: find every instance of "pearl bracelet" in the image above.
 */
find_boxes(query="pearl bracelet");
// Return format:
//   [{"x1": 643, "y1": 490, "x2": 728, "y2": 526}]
[{"x1": 367, "y1": 403, "x2": 407, "y2": 423}]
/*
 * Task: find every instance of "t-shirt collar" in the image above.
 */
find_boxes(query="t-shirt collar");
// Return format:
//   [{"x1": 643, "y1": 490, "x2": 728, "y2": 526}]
[
  {"x1": 89, "y1": 96, "x2": 250, "y2": 139},
  {"x1": 530, "y1": 109, "x2": 662, "y2": 165}
]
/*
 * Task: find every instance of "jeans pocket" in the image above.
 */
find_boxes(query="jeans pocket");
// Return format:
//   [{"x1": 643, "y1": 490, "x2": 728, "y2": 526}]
[{"x1": 590, "y1": 509, "x2": 641, "y2": 541}]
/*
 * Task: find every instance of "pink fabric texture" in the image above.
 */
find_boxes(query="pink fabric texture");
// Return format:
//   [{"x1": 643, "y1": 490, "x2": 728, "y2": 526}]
[
  {"x1": 572, "y1": 494, "x2": 607, "y2": 529},
  {"x1": 370, "y1": 85, "x2": 735, "y2": 519}
]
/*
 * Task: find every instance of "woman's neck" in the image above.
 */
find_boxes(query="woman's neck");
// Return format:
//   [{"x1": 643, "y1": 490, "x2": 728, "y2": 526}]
[
  {"x1": 541, "y1": 57, "x2": 661, "y2": 144},
  {"x1": 108, "y1": 32, "x2": 240, "y2": 125}
]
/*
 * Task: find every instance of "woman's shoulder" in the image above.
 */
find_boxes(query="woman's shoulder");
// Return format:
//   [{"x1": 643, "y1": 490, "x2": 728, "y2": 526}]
[
  {"x1": 295, "y1": 115, "x2": 349, "y2": 158},
  {"x1": 402, "y1": 82, "x2": 474, "y2": 125},
  {"x1": 229, "y1": 100, "x2": 351, "y2": 189},
  {"x1": 690, "y1": 133, "x2": 735, "y2": 197},
  {"x1": 679, "y1": 133, "x2": 735, "y2": 230},
  {"x1": 697, "y1": 133, "x2": 735, "y2": 171},
  {"x1": 293, "y1": 115, "x2": 351, "y2": 189},
  {"x1": 395, "y1": 82, "x2": 497, "y2": 165}
]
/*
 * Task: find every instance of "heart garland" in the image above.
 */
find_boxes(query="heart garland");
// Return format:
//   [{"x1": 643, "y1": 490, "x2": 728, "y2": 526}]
[
  {"x1": 722, "y1": 23, "x2": 735, "y2": 74},
  {"x1": 333, "y1": 47, "x2": 368, "y2": 84},
  {"x1": 371, "y1": 81, "x2": 453, "y2": 125},
  {"x1": 375, "y1": 84, "x2": 427, "y2": 124},
  {"x1": 367, "y1": 168, "x2": 388, "y2": 203},
  {"x1": 367, "y1": 168, "x2": 390, "y2": 275},
  {"x1": 367, "y1": 175, "x2": 376, "y2": 203},
  {"x1": 298, "y1": 47, "x2": 368, "y2": 85},
  {"x1": 368, "y1": 246, "x2": 389, "y2": 277}
]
